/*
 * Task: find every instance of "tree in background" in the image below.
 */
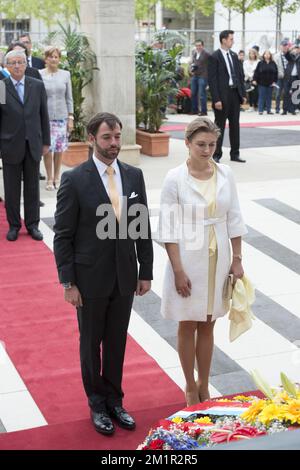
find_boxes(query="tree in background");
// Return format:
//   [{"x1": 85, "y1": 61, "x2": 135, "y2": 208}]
[
  {"x1": 221, "y1": 0, "x2": 265, "y2": 50},
  {"x1": 162, "y1": 0, "x2": 215, "y2": 45},
  {"x1": 266, "y1": 0, "x2": 300, "y2": 47},
  {"x1": 0, "y1": 0, "x2": 78, "y2": 41}
]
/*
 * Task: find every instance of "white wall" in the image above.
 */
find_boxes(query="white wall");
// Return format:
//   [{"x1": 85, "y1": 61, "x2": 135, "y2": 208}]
[{"x1": 214, "y1": 2, "x2": 300, "y2": 53}]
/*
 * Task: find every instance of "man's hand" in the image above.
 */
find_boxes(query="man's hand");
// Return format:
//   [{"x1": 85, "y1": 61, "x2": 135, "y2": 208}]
[
  {"x1": 42, "y1": 145, "x2": 50, "y2": 156},
  {"x1": 214, "y1": 101, "x2": 223, "y2": 110},
  {"x1": 136, "y1": 280, "x2": 151, "y2": 296},
  {"x1": 64, "y1": 285, "x2": 83, "y2": 308}
]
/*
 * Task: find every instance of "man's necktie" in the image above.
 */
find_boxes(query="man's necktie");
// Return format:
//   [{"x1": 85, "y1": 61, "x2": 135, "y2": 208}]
[
  {"x1": 226, "y1": 52, "x2": 237, "y2": 86},
  {"x1": 15, "y1": 81, "x2": 24, "y2": 103},
  {"x1": 106, "y1": 166, "x2": 120, "y2": 221}
]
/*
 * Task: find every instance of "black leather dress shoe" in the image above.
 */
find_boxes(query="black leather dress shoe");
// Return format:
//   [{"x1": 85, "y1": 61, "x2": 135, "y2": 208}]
[
  {"x1": 28, "y1": 228, "x2": 43, "y2": 241},
  {"x1": 39, "y1": 201, "x2": 45, "y2": 207},
  {"x1": 91, "y1": 410, "x2": 115, "y2": 435},
  {"x1": 109, "y1": 406, "x2": 136, "y2": 430},
  {"x1": 7, "y1": 228, "x2": 19, "y2": 241},
  {"x1": 39, "y1": 173, "x2": 46, "y2": 181},
  {"x1": 231, "y1": 157, "x2": 246, "y2": 163}
]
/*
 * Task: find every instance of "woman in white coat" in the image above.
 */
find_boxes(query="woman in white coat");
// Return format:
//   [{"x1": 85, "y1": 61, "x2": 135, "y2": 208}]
[{"x1": 158, "y1": 118, "x2": 247, "y2": 406}]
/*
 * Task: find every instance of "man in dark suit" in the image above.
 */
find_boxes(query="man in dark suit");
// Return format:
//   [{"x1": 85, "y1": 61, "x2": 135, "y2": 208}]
[
  {"x1": 19, "y1": 34, "x2": 45, "y2": 70},
  {"x1": 0, "y1": 50, "x2": 50, "y2": 241},
  {"x1": 0, "y1": 42, "x2": 47, "y2": 204},
  {"x1": 208, "y1": 30, "x2": 247, "y2": 163},
  {"x1": 53, "y1": 112, "x2": 153, "y2": 436}
]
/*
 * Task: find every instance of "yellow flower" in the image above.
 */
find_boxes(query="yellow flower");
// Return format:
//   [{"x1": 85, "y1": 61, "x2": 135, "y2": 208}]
[
  {"x1": 282, "y1": 400, "x2": 300, "y2": 425},
  {"x1": 274, "y1": 391, "x2": 292, "y2": 404},
  {"x1": 194, "y1": 417, "x2": 212, "y2": 424},
  {"x1": 241, "y1": 400, "x2": 266, "y2": 423},
  {"x1": 257, "y1": 404, "x2": 283, "y2": 426},
  {"x1": 171, "y1": 417, "x2": 184, "y2": 424},
  {"x1": 233, "y1": 395, "x2": 253, "y2": 402}
]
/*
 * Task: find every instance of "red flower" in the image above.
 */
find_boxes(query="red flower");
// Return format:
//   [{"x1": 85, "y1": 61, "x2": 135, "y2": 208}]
[
  {"x1": 210, "y1": 425, "x2": 266, "y2": 444},
  {"x1": 149, "y1": 439, "x2": 165, "y2": 450}
]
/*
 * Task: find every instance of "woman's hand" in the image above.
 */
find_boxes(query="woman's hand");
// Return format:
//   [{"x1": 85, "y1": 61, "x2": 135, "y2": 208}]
[
  {"x1": 67, "y1": 117, "x2": 74, "y2": 133},
  {"x1": 229, "y1": 259, "x2": 244, "y2": 283},
  {"x1": 174, "y1": 270, "x2": 192, "y2": 297}
]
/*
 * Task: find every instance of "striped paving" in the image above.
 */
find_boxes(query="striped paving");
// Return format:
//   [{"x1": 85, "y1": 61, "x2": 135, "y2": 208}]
[{"x1": 1, "y1": 172, "x2": 300, "y2": 432}]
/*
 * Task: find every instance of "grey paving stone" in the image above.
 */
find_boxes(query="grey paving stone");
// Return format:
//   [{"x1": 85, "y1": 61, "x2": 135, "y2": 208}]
[
  {"x1": 254, "y1": 291, "x2": 300, "y2": 344},
  {"x1": 255, "y1": 199, "x2": 300, "y2": 225},
  {"x1": 167, "y1": 125, "x2": 300, "y2": 148},
  {"x1": 42, "y1": 217, "x2": 55, "y2": 231},
  {"x1": 0, "y1": 419, "x2": 6, "y2": 433},
  {"x1": 210, "y1": 370, "x2": 255, "y2": 396},
  {"x1": 210, "y1": 348, "x2": 241, "y2": 376},
  {"x1": 244, "y1": 225, "x2": 300, "y2": 275}
]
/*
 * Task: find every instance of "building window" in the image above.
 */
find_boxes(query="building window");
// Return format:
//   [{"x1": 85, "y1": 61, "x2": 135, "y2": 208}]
[{"x1": 2, "y1": 19, "x2": 30, "y2": 45}]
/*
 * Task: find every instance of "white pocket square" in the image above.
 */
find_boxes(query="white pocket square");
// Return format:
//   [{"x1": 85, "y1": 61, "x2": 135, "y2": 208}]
[{"x1": 129, "y1": 192, "x2": 138, "y2": 199}]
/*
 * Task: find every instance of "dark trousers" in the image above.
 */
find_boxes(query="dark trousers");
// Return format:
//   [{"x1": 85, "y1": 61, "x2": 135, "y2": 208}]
[
  {"x1": 213, "y1": 88, "x2": 241, "y2": 160},
  {"x1": 77, "y1": 282, "x2": 134, "y2": 412},
  {"x1": 2, "y1": 143, "x2": 40, "y2": 231},
  {"x1": 275, "y1": 78, "x2": 285, "y2": 112},
  {"x1": 248, "y1": 85, "x2": 258, "y2": 108},
  {"x1": 283, "y1": 76, "x2": 299, "y2": 112}
]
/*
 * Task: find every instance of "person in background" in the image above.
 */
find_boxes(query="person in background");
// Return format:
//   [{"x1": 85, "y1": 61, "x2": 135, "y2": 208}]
[
  {"x1": 19, "y1": 33, "x2": 45, "y2": 69},
  {"x1": 189, "y1": 39, "x2": 210, "y2": 116},
  {"x1": 238, "y1": 50, "x2": 245, "y2": 112},
  {"x1": 208, "y1": 30, "x2": 247, "y2": 163},
  {"x1": 273, "y1": 40, "x2": 289, "y2": 114},
  {"x1": 282, "y1": 43, "x2": 300, "y2": 115},
  {"x1": 158, "y1": 117, "x2": 247, "y2": 406},
  {"x1": 0, "y1": 50, "x2": 50, "y2": 242},
  {"x1": 2, "y1": 42, "x2": 41, "y2": 80},
  {"x1": 243, "y1": 48, "x2": 260, "y2": 112},
  {"x1": 1, "y1": 42, "x2": 46, "y2": 206},
  {"x1": 253, "y1": 50, "x2": 278, "y2": 115},
  {"x1": 238, "y1": 50, "x2": 245, "y2": 64},
  {"x1": 40, "y1": 46, "x2": 74, "y2": 190}
]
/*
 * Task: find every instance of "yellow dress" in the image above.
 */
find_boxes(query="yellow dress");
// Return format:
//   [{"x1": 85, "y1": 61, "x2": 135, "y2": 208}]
[{"x1": 191, "y1": 164, "x2": 217, "y2": 315}]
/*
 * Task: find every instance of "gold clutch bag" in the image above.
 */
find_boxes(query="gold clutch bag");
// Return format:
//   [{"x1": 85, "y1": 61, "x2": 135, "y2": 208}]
[{"x1": 222, "y1": 274, "x2": 234, "y2": 311}]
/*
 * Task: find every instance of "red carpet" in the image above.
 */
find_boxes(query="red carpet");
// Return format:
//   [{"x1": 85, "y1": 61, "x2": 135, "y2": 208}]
[
  {"x1": 0, "y1": 202, "x2": 184, "y2": 449},
  {"x1": 161, "y1": 120, "x2": 300, "y2": 132}
]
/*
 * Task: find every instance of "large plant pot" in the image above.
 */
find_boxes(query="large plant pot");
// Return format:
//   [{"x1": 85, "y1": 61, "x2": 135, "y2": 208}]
[
  {"x1": 62, "y1": 142, "x2": 91, "y2": 167},
  {"x1": 136, "y1": 129, "x2": 170, "y2": 157}
]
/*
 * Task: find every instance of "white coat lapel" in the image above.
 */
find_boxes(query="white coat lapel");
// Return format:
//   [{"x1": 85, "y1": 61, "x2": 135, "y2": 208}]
[{"x1": 215, "y1": 163, "x2": 227, "y2": 211}]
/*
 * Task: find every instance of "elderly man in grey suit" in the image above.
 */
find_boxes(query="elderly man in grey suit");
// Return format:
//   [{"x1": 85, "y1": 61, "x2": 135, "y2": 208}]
[{"x1": 0, "y1": 50, "x2": 50, "y2": 241}]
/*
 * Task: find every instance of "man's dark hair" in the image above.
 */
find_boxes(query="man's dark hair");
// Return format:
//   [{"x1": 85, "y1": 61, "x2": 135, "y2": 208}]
[
  {"x1": 195, "y1": 39, "x2": 204, "y2": 45},
  {"x1": 239, "y1": 50, "x2": 245, "y2": 54},
  {"x1": 19, "y1": 33, "x2": 31, "y2": 42},
  {"x1": 219, "y1": 30, "x2": 234, "y2": 44},
  {"x1": 87, "y1": 112, "x2": 123, "y2": 137},
  {"x1": 6, "y1": 41, "x2": 28, "y2": 57}
]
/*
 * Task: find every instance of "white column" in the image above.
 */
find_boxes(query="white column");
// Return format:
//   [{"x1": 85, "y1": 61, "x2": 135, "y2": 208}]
[
  {"x1": 80, "y1": 0, "x2": 140, "y2": 164},
  {"x1": 155, "y1": 1, "x2": 163, "y2": 30}
]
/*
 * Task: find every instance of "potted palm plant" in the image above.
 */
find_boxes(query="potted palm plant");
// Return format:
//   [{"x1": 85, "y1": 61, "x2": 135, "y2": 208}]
[
  {"x1": 136, "y1": 42, "x2": 183, "y2": 157},
  {"x1": 46, "y1": 23, "x2": 98, "y2": 166}
]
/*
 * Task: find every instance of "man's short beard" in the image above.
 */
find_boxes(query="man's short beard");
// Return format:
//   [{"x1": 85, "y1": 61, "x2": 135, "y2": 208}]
[{"x1": 94, "y1": 141, "x2": 120, "y2": 160}]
